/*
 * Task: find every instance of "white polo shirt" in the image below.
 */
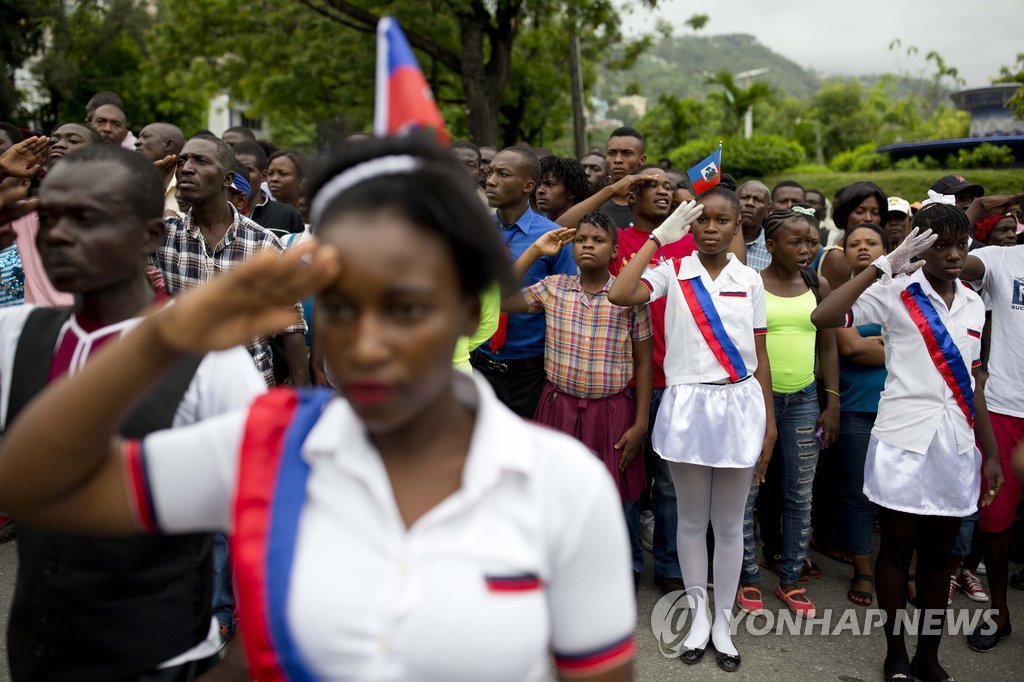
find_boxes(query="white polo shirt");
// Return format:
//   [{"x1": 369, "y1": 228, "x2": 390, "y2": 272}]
[
  {"x1": 972, "y1": 245, "x2": 1024, "y2": 418},
  {"x1": 640, "y1": 252, "x2": 766, "y2": 385},
  {"x1": 131, "y1": 374, "x2": 636, "y2": 681},
  {"x1": 847, "y1": 268, "x2": 985, "y2": 454}
]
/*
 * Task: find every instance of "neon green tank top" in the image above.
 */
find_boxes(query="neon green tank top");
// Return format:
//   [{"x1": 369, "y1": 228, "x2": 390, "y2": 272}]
[{"x1": 764, "y1": 289, "x2": 817, "y2": 393}]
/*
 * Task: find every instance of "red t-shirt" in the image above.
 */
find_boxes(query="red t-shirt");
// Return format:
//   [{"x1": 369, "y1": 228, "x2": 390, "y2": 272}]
[{"x1": 610, "y1": 227, "x2": 697, "y2": 389}]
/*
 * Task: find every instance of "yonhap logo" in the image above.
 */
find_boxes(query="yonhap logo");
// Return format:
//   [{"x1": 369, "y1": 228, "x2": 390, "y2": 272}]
[{"x1": 650, "y1": 587, "x2": 708, "y2": 657}]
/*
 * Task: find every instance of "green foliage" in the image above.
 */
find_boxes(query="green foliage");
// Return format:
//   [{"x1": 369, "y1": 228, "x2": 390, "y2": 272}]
[
  {"x1": 993, "y1": 53, "x2": 1024, "y2": 120},
  {"x1": 669, "y1": 135, "x2": 804, "y2": 178},
  {"x1": 829, "y1": 143, "x2": 890, "y2": 172},
  {"x1": 703, "y1": 70, "x2": 775, "y2": 136},
  {"x1": 893, "y1": 156, "x2": 941, "y2": 171},
  {"x1": 634, "y1": 94, "x2": 721, "y2": 155},
  {"x1": 19, "y1": 0, "x2": 158, "y2": 131},
  {"x1": 763, "y1": 168, "x2": 1024, "y2": 203},
  {"x1": 953, "y1": 144, "x2": 1015, "y2": 169},
  {"x1": 684, "y1": 14, "x2": 709, "y2": 32},
  {"x1": 0, "y1": 0, "x2": 57, "y2": 121}
]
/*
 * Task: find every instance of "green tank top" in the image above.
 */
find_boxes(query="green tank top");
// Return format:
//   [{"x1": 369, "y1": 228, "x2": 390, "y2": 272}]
[{"x1": 764, "y1": 289, "x2": 817, "y2": 393}]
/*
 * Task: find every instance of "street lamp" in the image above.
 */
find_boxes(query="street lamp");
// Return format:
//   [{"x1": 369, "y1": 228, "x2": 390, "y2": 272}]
[{"x1": 735, "y1": 67, "x2": 770, "y2": 140}]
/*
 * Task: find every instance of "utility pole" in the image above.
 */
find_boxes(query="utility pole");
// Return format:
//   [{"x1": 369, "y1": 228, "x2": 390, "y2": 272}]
[{"x1": 569, "y1": 30, "x2": 587, "y2": 158}]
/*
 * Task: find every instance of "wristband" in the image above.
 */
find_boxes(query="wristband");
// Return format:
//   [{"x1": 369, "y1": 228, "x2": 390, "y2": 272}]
[
  {"x1": 649, "y1": 233, "x2": 663, "y2": 248},
  {"x1": 824, "y1": 388, "x2": 840, "y2": 398}
]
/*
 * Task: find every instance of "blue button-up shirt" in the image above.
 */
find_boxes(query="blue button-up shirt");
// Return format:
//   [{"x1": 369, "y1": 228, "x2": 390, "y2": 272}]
[{"x1": 478, "y1": 206, "x2": 577, "y2": 360}]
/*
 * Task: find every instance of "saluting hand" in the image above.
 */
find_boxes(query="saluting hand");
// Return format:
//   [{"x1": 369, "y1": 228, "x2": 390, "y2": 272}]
[
  {"x1": 529, "y1": 227, "x2": 576, "y2": 258},
  {"x1": 0, "y1": 136, "x2": 49, "y2": 179},
  {"x1": 652, "y1": 200, "x2": 703, "y2": 247},
  {"x1": 152, "y1": 241, "x2": 339, "y2": 353}
]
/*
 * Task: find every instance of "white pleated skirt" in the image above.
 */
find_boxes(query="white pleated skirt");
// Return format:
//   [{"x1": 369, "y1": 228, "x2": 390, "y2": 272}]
[
  {"x1": 864, "y1": 411, "x2": 981, "y2": 517},
  {"x1": 652, "y1": 379, "x2": 766, "y2": 468}
]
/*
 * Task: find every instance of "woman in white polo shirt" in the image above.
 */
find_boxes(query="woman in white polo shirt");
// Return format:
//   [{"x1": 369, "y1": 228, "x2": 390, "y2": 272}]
[
  {"x1": 812, "y1": 205, "x2": 1003, "y2": 682},
  {"x1": 0, "y1": 137, "x2": 636, "y2": 682}
]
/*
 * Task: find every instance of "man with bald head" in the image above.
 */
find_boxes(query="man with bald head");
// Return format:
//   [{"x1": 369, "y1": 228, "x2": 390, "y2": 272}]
[
  {"x1": 135, "y1": 123, "x2": 186, "y2": 217},
  {"x1": 738, "y1": 180, "x2": 772, "y2": 271},
  {"x1": 472, "y1": 146, "x2": 576, "y2": 417}
]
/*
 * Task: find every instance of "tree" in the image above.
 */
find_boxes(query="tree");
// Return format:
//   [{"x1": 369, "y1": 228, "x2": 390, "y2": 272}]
[
  {"x1": 703, "y1": 69, "x2": 775, "y2": 136},
  {"x1": 993, "y1": 53, "x2": 1024, "y2": 120},
  {"x1": 292, "y1": 0, "x2": 658, "y2": 145},
  {"x1": 684, "y1": 14, "x2": 708, "y2": 33},
  {"x1": 0, "y1": 0, "x2": 57, "y2": 122}
]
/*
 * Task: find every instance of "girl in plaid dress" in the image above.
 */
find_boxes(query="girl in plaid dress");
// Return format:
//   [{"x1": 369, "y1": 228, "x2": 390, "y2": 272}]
[{"x1": 503, "y1": 212, "x2": 653, "y2": 574}]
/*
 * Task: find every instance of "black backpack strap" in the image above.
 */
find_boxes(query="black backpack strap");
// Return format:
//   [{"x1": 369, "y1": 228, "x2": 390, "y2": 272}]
[
  {"x1": 119, "y1": 352, "x2": 204, "y2": 438},
  {"x1": 800, "y1": 267, "x2": 822, "y2": 304},
  {"x1": 7, "y1": 307, "x2": 73, "y2": 427}
]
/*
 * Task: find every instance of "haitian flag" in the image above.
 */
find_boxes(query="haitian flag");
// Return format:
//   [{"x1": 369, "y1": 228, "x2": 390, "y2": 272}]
[
  {"x1": 374, "y1": 17, "x2": 450, "y2": 144},
  {"x1": 686, "y1": 144, "x2": 723, "y2": 194}
]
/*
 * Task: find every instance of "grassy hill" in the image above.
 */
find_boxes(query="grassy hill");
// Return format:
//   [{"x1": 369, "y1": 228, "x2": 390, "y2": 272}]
[{"x1": 598, "y1": 34, "x2": 821, "y2": 103}]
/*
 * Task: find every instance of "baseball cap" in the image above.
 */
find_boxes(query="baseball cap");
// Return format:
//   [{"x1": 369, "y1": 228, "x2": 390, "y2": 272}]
[
  {"x1": 930, "y1": 174, "x2": 984, "y2": 197},
  {"x1": 887, "y1": 196, "x2": 911, "y2": 216}
]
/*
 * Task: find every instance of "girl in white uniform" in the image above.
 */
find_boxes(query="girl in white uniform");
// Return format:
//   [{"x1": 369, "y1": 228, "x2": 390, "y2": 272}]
[
  {"x1": 811, "y1": 204, "x2": 1004, "y2": 682},
  {"x1": 0, "y1": 137, "x2": 637, "y2": 682},
  {"x1": 610, "y1": 187, "x2": 776, "y2": 673}
]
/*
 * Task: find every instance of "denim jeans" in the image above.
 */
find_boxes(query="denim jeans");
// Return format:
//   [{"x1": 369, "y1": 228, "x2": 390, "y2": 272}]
[
  {"x1": 622, "y1": 500, "x2": 644, "y2": 573},
  {"x1": 953, "y1": 510, "x2": 979, "y2": 559},
  {"x1": 643, "y1": 387, "x2": 681, "y2": 579},
  {"x1": 839, "y1": 411, "x2": 877, "y2": 555},
  {"x1": 212, "y1": 532, "x2": 234, "y2": 631},
  {"x1": 742, "y1": 382, "x2": 821, "y2": 585}
]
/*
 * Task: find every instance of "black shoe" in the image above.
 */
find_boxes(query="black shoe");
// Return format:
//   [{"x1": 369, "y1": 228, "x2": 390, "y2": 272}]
[
  {"x1": 968, "y1": 620, "x2": 1012, "y2": 652},
  {"x1": 680, "y1": 646, "x2": 706, "y2": 665},
  {"x1": 910, "y1": 657, "x2": 955, "y2": 682},
  {"x1": 714, "y1": 649, "x2": 740, "y2": 673},
  {"x1": 655, "y1": 576, "x2": 685, "y2": 594},
  {"x1": 1010, "y1": 567, "x2": 1024, "y2": 591}
]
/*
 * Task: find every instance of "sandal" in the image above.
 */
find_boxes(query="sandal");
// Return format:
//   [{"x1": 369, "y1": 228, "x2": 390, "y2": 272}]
[
  {"x1": 847, "y1": 574, "x2": 873, "y2": 606},
  {"x1": 809, "y1": 538, "x2": 853, "y2": 565},
  {"x1": 775, "y1": 585, "x2": 816, "y2": 617},
  {"x1": 737, "y1": 586, "x2": 764, "y2": 614}
]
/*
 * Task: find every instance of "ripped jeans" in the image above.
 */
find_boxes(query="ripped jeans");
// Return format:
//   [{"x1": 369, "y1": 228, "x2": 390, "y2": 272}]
[{"x1": 742, "y1": 382, "x2": 821, "y2": 586}]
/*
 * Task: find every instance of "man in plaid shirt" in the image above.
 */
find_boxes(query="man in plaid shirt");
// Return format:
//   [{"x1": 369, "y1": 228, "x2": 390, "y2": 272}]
[{"x1": 153, "y1": 135, "x2": 308, "y2": 387}]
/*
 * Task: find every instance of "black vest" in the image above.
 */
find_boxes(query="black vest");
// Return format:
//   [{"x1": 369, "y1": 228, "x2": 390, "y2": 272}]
[{"x1": 6, "y1": 307, "x2": 214, "y2": 682}]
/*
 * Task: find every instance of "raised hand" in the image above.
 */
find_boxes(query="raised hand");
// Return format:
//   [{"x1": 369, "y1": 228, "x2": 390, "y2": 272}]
[
  {"x1": 152, "y1": 241, "x2": 339, "y2": 353},
  {"x1": 154, "y1": 154, "x2": 177, "y2": 183},
  {"x1": 0, "y1": 136, "x2": 49, "y2": 179},
  {"x1": 530, "y1": 227, "x2": 576, "y2": 257},
  {"x1": 652, "y1": 199, "x2": 703, "y2": 247},
  {"x1": 874, "y1": 227, "x2": 937, "y2": 281},
  {"x1": 608, "y1": 173, "x2": 646, "y2": 200},
  {"x1": 0, "y1": 182, "x2": 39, "y2": 225}
]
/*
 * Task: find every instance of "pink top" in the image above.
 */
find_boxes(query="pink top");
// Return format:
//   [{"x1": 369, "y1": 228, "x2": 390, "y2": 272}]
[{"x1": 9, "y1": 213, "x2": 73, "y2": 307}]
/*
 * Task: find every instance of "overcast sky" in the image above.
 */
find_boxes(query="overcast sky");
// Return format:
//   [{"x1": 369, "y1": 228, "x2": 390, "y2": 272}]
[{"x1": 623, "y1": 0, "x2": 1022, "y2": 88}]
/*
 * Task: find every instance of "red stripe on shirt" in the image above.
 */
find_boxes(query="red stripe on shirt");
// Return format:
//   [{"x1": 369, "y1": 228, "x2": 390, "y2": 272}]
[
  {"x1": 485, "y1": 574, "x2": 543, "y2": 592},
  {"x1": 753, "y1": 327, "x2": 768, "y2": 335},
  {"x1": 556, "y1": 635, "x2": 635, "y2": 675},
  {"x1": 123, "y1": 439, "x2": 158, "y2": 532},
  {"x1": 967, "y1": 328, "x2": 981, "y2": 339},
  {"x1": 639, "y1": 278, "x2": 654, "y2": 293},
  {"x1": 719, "y1": 291, "x2": 747, "y2": 298}
]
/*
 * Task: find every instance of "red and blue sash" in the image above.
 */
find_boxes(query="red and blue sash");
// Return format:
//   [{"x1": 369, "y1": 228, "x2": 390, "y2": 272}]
[
  {"x1": 232, "y1": 387, "x2": 334, "y2": 682},
  {"x1": 900, "y1": 282, "x2": 975, "y2": 427},
  {"x1": 675, "y1": 262, "x2": 748, "y2": 382}
]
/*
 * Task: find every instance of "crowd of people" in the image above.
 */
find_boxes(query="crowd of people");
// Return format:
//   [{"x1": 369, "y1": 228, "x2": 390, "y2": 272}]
[{"x1": 0, "y1": 93, "x2": 1021, "y2": 681}]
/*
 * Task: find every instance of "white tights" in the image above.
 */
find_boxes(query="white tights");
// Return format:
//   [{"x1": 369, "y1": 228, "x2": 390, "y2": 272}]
[{"x1": 668, "y1": 461, "x2": 755, "y2": 657}]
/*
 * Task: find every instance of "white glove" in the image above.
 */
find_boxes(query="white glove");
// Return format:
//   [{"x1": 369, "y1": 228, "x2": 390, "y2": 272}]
[
  {"x1": 872, "y1": 227, "x2": 937, "y2": 284},
  {"x1": 652, "y1": 200, "x2": 703, "y2": 247}
]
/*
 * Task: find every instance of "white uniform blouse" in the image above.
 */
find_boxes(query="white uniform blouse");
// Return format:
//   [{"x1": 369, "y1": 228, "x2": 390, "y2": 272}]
[
  {"x1": 640, "y1": 253, "x2": 767, "y2": 385},
  {"x1": 129, "y1": 374, "x2": 636, "y2": 681}
]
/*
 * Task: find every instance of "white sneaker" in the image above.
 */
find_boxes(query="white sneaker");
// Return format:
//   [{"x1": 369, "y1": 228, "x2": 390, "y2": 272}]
[
  {"x1": 977, "y1": 561, "x2": 987, "y2": 576},
  {"x1": 640, "y1": 510, "x2": 655, "y2": 552},
  {"x1": 948, "y1": 575, "x2": 957, "y2": 605}
]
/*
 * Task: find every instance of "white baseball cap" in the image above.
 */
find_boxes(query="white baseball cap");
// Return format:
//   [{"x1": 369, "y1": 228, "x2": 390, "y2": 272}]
[{"x1": 887, "y1": 196, "x2": 911, "y2": 216}]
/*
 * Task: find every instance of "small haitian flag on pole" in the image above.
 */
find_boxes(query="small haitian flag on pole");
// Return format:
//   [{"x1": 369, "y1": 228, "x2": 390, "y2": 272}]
[
  {"x1": 686, "y1": 143, "x2": 723, "y2": 194},
  {"x1": 374, "y1": 17, "x2": 450, "y2": 144}
]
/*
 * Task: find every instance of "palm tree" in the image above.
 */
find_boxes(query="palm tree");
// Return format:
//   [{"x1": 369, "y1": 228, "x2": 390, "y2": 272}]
[{"x1": 704, "y1": 70, "x2": 775, "y2": 137}]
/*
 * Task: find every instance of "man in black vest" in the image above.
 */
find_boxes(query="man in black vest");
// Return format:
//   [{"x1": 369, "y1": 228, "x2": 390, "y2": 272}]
[{"x1": 2, "y1": 144, "x2": 264, "y2": 681}]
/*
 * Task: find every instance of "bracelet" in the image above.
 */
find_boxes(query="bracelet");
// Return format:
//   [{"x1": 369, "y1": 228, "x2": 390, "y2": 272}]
[
  {"x1": 824, "y1": 388, "x2": 841, "y2": 398},
  {"x1": 649, "y1": 233, "x2": 662, "y2": 248}
]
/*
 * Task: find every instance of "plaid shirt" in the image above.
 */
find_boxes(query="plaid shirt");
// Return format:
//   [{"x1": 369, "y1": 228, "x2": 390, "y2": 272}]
[
  {"x1": 153, "y1": 205, "x2": 306, "y2": 387},
  {"x1": 524, "y1": 274, "x2": 652, "y2": 399},
  {"x1": 745, "y1": 229, "x2": 773, "y2": 272}
]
